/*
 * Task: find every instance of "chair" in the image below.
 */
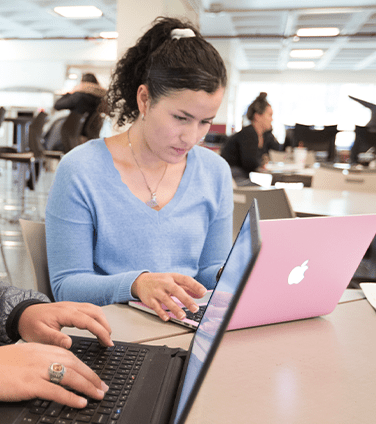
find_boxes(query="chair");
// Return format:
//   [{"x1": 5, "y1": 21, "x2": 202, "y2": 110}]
[
  {"x1": 312, "y1": 163, "x2": 376, "y2": 193},
  {"x1": 28, "y1": 111, "x2": 64, "y2": 174},
  {"x1": 293, "y1": 124, "x2": 338, "y2": 162},
  {"x1": 233, "y1": 186, "x2": 295, "y2": 241},
  {"x1": 350, "y1": 125, "x2": 376, "y2": 164},
  {"x1": 19, "y1": 219, "x2": 54, "y2": 301},
  {"x1": 61, "y1": 111, "x2": 88, "y2": 153},
  {"x1": 83, "y1": 110, "x2": 104, "y2": 140},
  {"x1": 0, "y1": 107, "x2": 5, "y2": 127}
]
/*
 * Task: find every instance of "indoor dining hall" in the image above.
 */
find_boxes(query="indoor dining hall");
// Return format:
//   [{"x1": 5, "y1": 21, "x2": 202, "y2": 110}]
[{"x1": 1, "y1": 1, "x2": 376, "y2": 424}]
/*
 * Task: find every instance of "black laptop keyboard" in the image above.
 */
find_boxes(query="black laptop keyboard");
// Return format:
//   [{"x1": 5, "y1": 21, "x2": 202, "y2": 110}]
[
  {"x1": 21, "y1": 338, "x2": 148, "y2": 424},
  {"x1": 183, "y1": 305, "x2": 206, "y2": 323}
]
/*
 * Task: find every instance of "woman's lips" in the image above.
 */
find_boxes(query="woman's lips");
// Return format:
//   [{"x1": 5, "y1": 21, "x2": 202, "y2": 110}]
[{"x1": 173, "y1": 147, "x2": 187, "y2": 155}]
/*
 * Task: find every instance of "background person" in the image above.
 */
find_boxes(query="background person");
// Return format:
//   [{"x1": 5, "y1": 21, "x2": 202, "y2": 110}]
[
  {"x1": 45, "y1": 17, "x2": 233, "y2": 323},
  {"x1": 54, "y1": 72, "x2": 107, "y2": 142},
  {"x1": 221, "y1": 92, "x2": 280, "y2": 181},
  {"x1": 0, "y1": 282, "x2": 113, "y2": 408}
]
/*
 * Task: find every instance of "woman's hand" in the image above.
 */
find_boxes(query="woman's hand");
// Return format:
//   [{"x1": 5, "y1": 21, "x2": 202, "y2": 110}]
[
  {"x1": 0, "y1": 343, "x2": 109, "y2": 408},
  {"x1": 18, "y1": 302, "x2": 113, "y2": 349},
  {"x1": 131, "y1": 272, "x2": 207, "y2": 322}
]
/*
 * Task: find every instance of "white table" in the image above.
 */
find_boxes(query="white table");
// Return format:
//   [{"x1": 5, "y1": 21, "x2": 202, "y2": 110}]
[{"x1": 285, "y1": 187, "x2": 376, "y2": 216}]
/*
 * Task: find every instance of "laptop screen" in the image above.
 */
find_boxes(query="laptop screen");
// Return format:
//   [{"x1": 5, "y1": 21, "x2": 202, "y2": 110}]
[{"x1": 173, "y1": 202, "x2": 261, "y2": 423}]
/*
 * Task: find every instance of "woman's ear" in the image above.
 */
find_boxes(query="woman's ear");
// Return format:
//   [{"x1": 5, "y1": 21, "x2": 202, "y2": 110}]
[{"x1": 136, "y1": 85, "x2": 150, "y2": 118}]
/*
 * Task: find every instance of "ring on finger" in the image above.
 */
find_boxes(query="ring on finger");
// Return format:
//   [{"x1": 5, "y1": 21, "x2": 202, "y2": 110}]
[{"x1": 49, "y1": 363, "x2": 66, "y2": 384}]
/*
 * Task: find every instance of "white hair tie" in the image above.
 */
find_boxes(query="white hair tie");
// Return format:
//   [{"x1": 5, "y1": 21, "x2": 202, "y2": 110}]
[{"x1": 171, "y1": 28, "x2": 195, "y2": 40}]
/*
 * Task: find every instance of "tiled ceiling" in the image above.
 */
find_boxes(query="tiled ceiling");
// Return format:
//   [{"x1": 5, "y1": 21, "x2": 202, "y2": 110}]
[{"x1": 1, "y1": 0, "x2": 376, "y2": 72}]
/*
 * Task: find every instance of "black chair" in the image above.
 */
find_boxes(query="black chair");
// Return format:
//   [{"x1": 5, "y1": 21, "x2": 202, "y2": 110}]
[
  {"x1": 0, "y1": 107, "x2": 5, "y2": 127},
  {"x1": 28, "y1": 111, "x2": 64, "y2": 170},
  {"x1": 83, "y1": 110, "x2": 104, "y2": 141},
  {"x1": 350, "y1": 125, "x2": 376, "y2": 164},
  {"x1": 293, "y1": 123, "x2": 338, "y2": 162},
  {"x1": 61, "y1": 111, "x2": 88, "y2": 153}
]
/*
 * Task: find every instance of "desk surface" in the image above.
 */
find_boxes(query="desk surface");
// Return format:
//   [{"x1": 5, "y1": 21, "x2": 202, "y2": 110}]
[
  {"x1": 62, "y1": 291, "x2": 370, "y2": 423},
  {"x1": 147, "y1": 299, "x2": 376, "y2": 424},
  {"x1": 63, "y1": 303, "x2": 191, "y2": 343},
  {"x1": 285, "y1": 187, "x2": 376, "y2": 216}
]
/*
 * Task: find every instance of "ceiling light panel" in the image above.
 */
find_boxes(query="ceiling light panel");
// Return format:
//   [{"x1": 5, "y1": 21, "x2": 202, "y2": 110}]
[
  {"x1": 54, "y1": 6, "x2": 103, "y2": 19},
  {"x1": 290, "y1": 49, "x2": 324, "y2": 58}
]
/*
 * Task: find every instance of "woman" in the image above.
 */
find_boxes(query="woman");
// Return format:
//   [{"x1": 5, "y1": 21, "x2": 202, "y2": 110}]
[
  {"x1": 54, "y1": 72, "x2": 107, "y2": 141},
  {"x1": 0, "y1": 282, "x2": 112, "y2": 407},
  {"x1": 221, "y1": 92, "x2": 280, "y2": 180},
  {"x1": 46, "y1": 17, "x2": 233, "y2": 323}
]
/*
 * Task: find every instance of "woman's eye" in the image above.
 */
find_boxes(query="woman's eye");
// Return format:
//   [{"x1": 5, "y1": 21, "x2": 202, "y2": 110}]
[{"x1": 174, "y1": 115, "x2": 187, "y2": 121}]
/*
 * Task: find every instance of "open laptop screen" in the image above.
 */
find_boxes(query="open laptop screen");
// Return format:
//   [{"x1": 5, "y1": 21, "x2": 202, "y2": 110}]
[{"x1": 172, "y1": 201, "x2": 261, "y2": 423}]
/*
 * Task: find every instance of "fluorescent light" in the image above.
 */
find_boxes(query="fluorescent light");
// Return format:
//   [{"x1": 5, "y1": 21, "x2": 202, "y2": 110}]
[
  {"x1": 54, "y1": 6, "x2": 103, "y2": 19},
  {"x1": 287, "y1": 61, "x2": 316, "y2": 69},
  {"x1": 68, "y1": 73, "x2": 78, "y2": 80},
  {"x1": 100, "y1": 31, "x2": 118, "y2": 39},
  {"x1": 290, "y1": 49, "x2": 323, "y2": 58},
  {"x1": 297, "y1": 27, "x2": 340, "y2": 37}
]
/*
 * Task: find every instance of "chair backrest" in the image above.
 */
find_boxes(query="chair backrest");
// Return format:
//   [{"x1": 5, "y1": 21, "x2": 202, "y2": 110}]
[
  {"x1": 0, "y1": 107, "x2": 5, "y2": 127},
  {"x1": 233, "y1": 187, "x2": 295, "y2": 241},
  {"x1": 28, "y1": 111, "x2": 48, "y2": 157},
  {"x1": 19, "y1": 219, "x2": 54, "y2": 301},
  {"x1": 61, "y1": 111, "x2": 88, "y2": 153},
  {"x1": 350, "y1": 125, "x2": 376, "y2": 163},
  {"x1": 312, "y1": 164, "x2": 376, "y2": 193},
  {"x1": 83, "y1": 110, "x2": 104, "y2": 140},
  {"x1": 293, "y1": 124, "x2": 338, "y2": 161}
]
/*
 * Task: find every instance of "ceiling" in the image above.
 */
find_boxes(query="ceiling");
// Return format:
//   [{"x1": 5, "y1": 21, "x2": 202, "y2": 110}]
[{"x1": 1, "y1": 0, "x2": 376, "y2": 72}]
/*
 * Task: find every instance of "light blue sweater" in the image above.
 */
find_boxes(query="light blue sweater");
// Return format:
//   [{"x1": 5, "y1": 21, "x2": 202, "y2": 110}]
[{"x1": 45, "y1": 139, "x2": 233, "y2": 306}]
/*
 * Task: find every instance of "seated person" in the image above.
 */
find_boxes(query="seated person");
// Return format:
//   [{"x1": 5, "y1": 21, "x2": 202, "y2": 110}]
[
  {"x1": 54, "y1": 73, "x2": 107, "y2": 141},
  {"x1": 45, "y1": 17, "x2": 233, "y2": 323},
  {"x1": 0, "y1": 281, "x2": 112, "y2": 408},
  {"x1": 221, "y1": 92, "x2": 280, "y2": 180}
]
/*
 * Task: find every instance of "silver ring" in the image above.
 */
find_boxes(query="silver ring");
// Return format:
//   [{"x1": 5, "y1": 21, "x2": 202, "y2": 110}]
[{"x1": 49, "y1": 363, "x2": 65, "y2": 384}]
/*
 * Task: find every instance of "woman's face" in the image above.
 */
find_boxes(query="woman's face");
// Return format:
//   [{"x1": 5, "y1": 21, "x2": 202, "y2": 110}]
[
  {"x1": 139, "y1": 86, "x2": 225, "y2": 164},
  {"x1": 259, "y1": 105, "x2": 273, "y2": 133}
]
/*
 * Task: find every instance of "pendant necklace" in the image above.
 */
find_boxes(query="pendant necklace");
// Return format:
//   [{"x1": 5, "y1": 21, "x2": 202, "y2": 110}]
[{"x1": 128, "y1": 129, "x2": 168, "y2": 208}]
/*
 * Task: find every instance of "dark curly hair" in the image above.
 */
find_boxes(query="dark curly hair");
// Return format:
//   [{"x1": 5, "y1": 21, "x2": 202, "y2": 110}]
[
  {"x1": 246, "y1": 92, "x2": 270, "y2": 121},
  {"x1": 106, "y1": 16, "x2": 227, "y2": 127}
]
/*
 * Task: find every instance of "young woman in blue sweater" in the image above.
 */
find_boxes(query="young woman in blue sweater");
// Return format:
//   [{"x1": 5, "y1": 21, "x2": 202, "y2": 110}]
[{"x1": 46, "y1": 17, "x2": 233, "y2": 322}]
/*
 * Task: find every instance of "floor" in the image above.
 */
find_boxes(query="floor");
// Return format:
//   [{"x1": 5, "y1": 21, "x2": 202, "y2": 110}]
[{"x1": 0, "y1": 159, "x2": 56, "y2": 291}]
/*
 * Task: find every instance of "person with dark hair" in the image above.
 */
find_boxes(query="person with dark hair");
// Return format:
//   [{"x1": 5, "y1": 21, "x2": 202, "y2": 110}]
[
  {"x1": 0, "y1": 281, "x2": 112, "y2": 407},
  {"x1": 46, "y1": 17, "x2": 233, "y2": 323},
  {"x1": 54, "y1": 73, "x2": 107, "y2": 141},
  {"x1": 221, "y1": 92, "x2": 280, "y2": 180}
]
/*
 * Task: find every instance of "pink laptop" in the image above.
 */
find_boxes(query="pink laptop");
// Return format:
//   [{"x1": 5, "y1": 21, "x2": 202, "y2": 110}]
[
  {"x1": 227, "y1": 213, "x2": 376, "y2": 330},
  {"x1": 130, "y1": 213, "x2": 376, "y2": 330}
]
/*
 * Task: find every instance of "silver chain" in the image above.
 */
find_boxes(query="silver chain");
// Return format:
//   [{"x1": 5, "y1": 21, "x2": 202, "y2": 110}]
[{"x1": 128, "y1": 128, "x2": 168, "y2": 207}]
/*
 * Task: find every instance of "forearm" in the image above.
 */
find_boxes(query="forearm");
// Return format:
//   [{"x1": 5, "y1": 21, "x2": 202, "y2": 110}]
[
  {"x1": 0, "y1": 284, "x2": 50, "y2": 344},
  {"x1": 51, "y1": 271, "x2": 143, "y2": 305}
]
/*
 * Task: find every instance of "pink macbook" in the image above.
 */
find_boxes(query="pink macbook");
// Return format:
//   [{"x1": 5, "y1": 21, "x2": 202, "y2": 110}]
[
  {"x1": 227, "y1": 213, "x2": 376, "y2": 330},
  {"x1": 130, "y1": 214, "x2": 376, "y2": 330}
]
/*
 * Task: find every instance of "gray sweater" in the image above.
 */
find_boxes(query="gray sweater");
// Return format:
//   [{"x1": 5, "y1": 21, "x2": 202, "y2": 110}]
[{"x1": 0, "y1": 282, "x2": 49, "y2": 344}]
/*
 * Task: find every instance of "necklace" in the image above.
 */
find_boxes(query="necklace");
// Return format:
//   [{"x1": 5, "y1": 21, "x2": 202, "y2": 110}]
[{"x1": 128, "y1": 129, "x2": 168, "y2": 208}]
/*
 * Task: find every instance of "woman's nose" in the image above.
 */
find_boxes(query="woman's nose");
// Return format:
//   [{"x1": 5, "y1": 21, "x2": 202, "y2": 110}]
[{"x1": 181, "y1": 124, "x2": 201, "y2": 146}]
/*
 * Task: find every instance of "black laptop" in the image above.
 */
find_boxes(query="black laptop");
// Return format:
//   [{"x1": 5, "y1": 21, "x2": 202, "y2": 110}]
[{"x1": 0, "y1": 200, "x2": 261, "y2": 424}]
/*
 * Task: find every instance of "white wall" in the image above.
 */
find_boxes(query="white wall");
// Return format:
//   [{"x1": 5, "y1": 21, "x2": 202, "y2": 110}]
[{"x1": 0, "y1": 39, "x2": 117, "y2": 92}]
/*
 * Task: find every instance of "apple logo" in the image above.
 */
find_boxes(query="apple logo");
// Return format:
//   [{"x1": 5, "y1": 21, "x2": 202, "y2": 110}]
[{"x1": 288, "y1": 260, "x2": 309, "y2": 285}]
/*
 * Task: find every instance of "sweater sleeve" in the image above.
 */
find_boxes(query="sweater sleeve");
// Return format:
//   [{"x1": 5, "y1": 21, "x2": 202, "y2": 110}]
[
  {"x1": 0, "y1": 282, "x2": 50, "y2": 344},
  {"x1": 195, "y1": 162, "x2": 233, "y2": 289}
]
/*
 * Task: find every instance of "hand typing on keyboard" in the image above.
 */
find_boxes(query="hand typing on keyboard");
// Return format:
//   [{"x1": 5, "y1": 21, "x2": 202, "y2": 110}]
[
  {"x1": 0, "y1": 342, "x2": 109, "y2": 408},
  {"x1": 0, "y1": 300, "x2": 113, "y2": 409},
  {"x1": 131, "y1": 272, "x2": 207, "y2": 322}
]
